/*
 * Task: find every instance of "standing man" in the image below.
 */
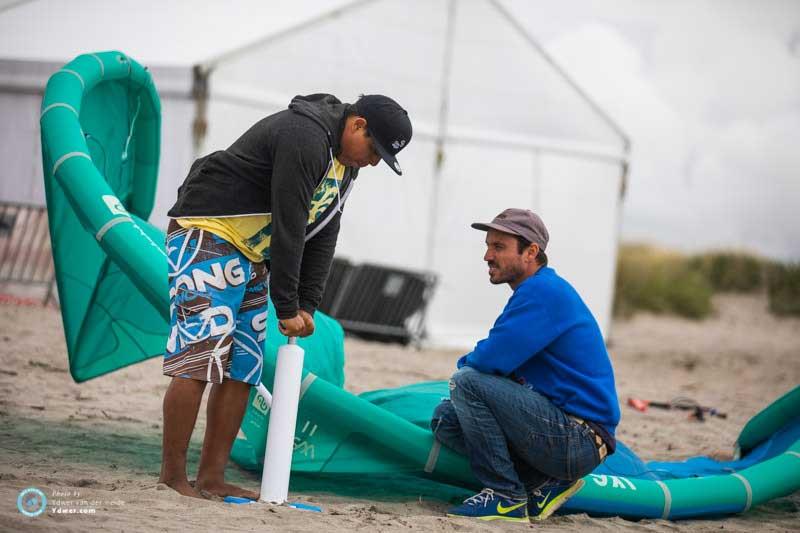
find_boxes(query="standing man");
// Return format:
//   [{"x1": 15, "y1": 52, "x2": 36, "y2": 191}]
[
  {"x1": 432, "y1": 208, "x2": 619, "y2": 522},
  {"x1": 159, "y1": 94, "x2": 412, "y2": 499}
]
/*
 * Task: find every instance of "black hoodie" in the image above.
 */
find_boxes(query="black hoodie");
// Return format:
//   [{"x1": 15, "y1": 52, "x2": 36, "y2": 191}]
[{"x1": 168, "y1": 94, "x2": 358, "y2": 319}]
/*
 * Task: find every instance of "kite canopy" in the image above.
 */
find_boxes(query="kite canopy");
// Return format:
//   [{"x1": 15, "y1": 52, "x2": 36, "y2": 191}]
[
  {"x1": 40, "y1": 51, "x2": 166, "y2": 381},
  {"x1": 234, "y1": 376, "x2": 800, "y2": 520},
  {"x1": 40, "y1": 51, "x2": 345, "y2": 383}
]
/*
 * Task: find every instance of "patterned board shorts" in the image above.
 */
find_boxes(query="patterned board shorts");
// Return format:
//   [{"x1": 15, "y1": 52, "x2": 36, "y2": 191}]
[{"x1": 163, "y1": 220, "x2": 268, "y2": 385}]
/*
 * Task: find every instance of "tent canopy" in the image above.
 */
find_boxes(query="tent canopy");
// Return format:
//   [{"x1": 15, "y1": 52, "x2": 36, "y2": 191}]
[
  {"x1": 1, "y1": 0, "x2": 630, "y2": 347},
  {"x1": 0, "y1": 0, "x2": 356, "y2": 66}
]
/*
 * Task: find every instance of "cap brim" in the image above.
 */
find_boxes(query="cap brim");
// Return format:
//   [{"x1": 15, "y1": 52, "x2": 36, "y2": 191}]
[
  {"x1": 372, "y1": 138, "x2": 403, "y2": 176},
  {"x1": 470, "y1": 222, "x2": 523, "y2": 237}
]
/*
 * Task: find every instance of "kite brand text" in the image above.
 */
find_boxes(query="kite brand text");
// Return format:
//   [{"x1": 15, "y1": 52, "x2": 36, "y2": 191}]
[
  {"x1": 293, "y1": 419, "x2": 318, "y2": 460},
  {"x1": 590, "y1": 474, "x2": 637, "y2": 490}
]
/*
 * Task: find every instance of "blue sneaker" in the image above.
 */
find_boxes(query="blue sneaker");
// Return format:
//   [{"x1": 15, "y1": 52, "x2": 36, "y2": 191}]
[
  {"x1": 528, "y1": 479, "x2": 585, "y2": 521},
  {"x1": 446, "y1": 488, "x2": 528, "y2": 522}
]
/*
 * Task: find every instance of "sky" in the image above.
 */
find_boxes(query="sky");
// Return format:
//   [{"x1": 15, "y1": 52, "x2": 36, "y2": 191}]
[{"x1": 512, "y1": 0, "x2": 800, "y2": 260}]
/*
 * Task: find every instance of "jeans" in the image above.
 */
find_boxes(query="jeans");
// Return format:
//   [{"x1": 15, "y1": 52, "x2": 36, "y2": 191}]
[{"x1": 431, "y1": 366, "x2": 601, "y2": 499}]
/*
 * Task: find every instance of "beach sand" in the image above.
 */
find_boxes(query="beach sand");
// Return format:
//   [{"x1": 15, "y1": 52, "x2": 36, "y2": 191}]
[{"x1": 1, "y1": 293, "x2": 798, "y2": 531}]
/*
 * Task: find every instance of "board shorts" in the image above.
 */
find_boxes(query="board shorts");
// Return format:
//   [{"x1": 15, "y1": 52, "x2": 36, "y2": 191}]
[{"x1": 163, "y1": 220, "x2": 268, "y2": 385}]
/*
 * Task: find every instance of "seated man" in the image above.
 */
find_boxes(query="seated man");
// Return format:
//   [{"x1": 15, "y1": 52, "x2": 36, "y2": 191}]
[{"x1": 432, "y1": 208, "x2": 619, "y2": 522}]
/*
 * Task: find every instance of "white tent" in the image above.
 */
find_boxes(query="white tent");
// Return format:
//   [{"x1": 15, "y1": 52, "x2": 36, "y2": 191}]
[{"x1": 0, "y1": 0, "x2": 630, "y2": 347}]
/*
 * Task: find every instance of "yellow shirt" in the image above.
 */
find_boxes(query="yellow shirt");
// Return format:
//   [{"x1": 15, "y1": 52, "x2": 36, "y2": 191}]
[{"x1": 176, "y1": 157, "x2": 347, "y2": 263}]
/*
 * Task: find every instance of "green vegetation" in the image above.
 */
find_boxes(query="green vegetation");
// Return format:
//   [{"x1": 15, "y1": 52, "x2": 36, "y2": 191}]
[
  {"x1": 688, "y1": 252, "x2": 763, "y2": 292},
  {"x1": 614, "y1": 245, "x2": 800, "y2": 319},
  {"x1": 614, "y1": 245, "x2": 713, "y2": 319},
  {"x1": 766, "y1": 262, "x2": 800, "y2": 316}
]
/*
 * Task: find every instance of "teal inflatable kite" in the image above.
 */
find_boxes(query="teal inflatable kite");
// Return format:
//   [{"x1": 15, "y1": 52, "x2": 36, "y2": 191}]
[
  {"x1": 41, "y1": 51, "x2": 800, "y2": 520},
  {"x1": 39, "y1": 51, "x2": 344, "y2": 384}
]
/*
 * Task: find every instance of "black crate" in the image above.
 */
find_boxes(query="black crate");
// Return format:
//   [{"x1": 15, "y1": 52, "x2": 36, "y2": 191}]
[
  {"x1": 324, "y1": 262, "x2": 437, "y2": 345},
  {"x1": 318, "y1": 257, "x2": 354, "y2": 315}
]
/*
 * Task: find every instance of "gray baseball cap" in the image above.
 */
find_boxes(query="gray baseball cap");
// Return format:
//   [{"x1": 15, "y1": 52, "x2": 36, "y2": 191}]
[{"x1": 471, "y1": 208, "x2": 549, "y2": 251}]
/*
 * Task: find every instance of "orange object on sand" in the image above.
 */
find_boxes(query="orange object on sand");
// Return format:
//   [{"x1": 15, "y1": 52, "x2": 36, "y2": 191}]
[{"x1": 627, "y1": 397, "x2": 650, "y2": 412}]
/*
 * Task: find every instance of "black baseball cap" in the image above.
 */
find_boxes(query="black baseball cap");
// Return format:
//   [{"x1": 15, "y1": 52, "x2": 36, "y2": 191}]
[{"x1": 355, "y1": 95, "x2": 412, "y2": 175}]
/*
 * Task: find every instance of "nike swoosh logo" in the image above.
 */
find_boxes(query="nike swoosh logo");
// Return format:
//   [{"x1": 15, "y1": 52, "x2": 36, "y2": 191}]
[
  {"x1": 496, "y1": 500, "x2": 527, "y2": 514},
  {"x1": 536, "y1": 491, "x2": 552, "y2": 509}
]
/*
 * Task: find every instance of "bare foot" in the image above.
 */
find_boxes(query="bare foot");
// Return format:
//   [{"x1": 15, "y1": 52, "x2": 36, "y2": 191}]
[
  {"x1": 195, "y1": 480, "x2": 259, "y2": 500},
  {"x1": 157, "y1": 478, "x2": 204, "y2": 499}
]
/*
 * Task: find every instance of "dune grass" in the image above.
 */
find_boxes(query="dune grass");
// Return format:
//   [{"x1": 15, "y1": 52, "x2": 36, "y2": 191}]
[
  {"x1": 614, "y1": 245, "x2": 800, "y2": 319},
  {"x1": 688, "y1": 252, "x2": 763, "y2": 292},
  {"x1": 614, "y1": 245, "x2": 713, "y2": 319},
  {"x1": 766, "y1": 262, "x2": 800, "y2": 316}
]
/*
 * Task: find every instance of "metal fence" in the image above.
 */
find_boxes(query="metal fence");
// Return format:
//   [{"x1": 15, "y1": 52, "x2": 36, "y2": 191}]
[
  {"x1": 319, "y1": 258, "x2": 437, "y2": 346},
  {"x1": 0, "y1": 202, "x2": 56, "y2": 304}
]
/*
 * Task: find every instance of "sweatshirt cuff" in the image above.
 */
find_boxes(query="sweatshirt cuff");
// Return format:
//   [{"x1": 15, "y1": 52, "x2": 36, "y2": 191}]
[
  {"x1": 298, "y1": 301, "x2": 317, "y2": 316},
  {"x1": 275, "y1": 303, "x2": 299, "y2": 320}
]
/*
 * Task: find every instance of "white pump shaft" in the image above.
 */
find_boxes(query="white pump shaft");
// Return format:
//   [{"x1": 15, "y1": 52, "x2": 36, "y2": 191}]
[{"x1": 259, "y1": 337, "x2": 304, "y2": 504}]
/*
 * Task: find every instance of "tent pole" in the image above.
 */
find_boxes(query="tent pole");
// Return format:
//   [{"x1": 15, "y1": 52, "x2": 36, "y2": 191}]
[
  {"x1": 425, "y1": 0, "x2": 458, "y2": 273},
  {"x1": 192, "y1": 0, "x2": 380, "y2": 164},
  {"x1": 0, "y1": 0, "x2": 34, "y2": 15},
  {"x1": 531, "y1": 148, "x2": 541, "y2": 213},
  {"x1": 487, "y1": 0, "x2": 631, "y2": 154},
  {"x1": 490, "y1": 0, "x2": 632, "y2": 341},
  {"x1": 200, "y1": 0, "x2": 379, "y2": 71},
  {"x1": 191, "y1": 65, "x2": 210, "y2": 161}
]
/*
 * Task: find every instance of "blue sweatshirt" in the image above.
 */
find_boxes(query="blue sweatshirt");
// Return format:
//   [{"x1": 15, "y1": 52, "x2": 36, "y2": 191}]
[{"x1": 458, "y1": 267, "x2": 620, "y2": 437}]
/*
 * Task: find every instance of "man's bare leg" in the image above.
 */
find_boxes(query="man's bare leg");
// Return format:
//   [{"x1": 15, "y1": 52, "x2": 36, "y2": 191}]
[
  {"x1": 159, "y1": 376, "x2": 207, "y2": 498},
  {"x1": 195, "y1": 379, "x2": 258, "y2": 499}
]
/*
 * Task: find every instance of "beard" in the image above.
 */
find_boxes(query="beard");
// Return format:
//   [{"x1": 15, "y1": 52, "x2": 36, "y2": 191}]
[{"x1": 488, "y1": 261, "x2": 526, "y2": 285}]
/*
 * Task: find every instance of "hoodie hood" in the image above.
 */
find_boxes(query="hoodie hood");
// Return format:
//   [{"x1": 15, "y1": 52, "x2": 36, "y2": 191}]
[{"x1": 288, "y1": 94, "x2": 349, "y2": 154}]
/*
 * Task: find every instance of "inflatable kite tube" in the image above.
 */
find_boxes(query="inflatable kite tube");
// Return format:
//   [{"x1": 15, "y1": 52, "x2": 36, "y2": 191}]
[
  {"x1": 40, "y1": 51, "x2": 168, "y2": 381},
  {"x1": 565, "y1": 400, "x2": 800, "y2": 519},
  {"x1": 41, "y1": 51, "x2": 165, "y2": 315},
  {"x1": 557, "y1": 384, "x2": 800, "y2": 518},
  {"x1": 233, "y1": 376, "x2": 799, "y2": 520},
  {"x1": 41, "y1": 52, "x2": 799, "y2": 519},
  {"x1": 40, "y1": 51, "x2": 346, "y2": 384},
  {"x1": 736, "y1": 385, "x2": 800, "y2": 457}
]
